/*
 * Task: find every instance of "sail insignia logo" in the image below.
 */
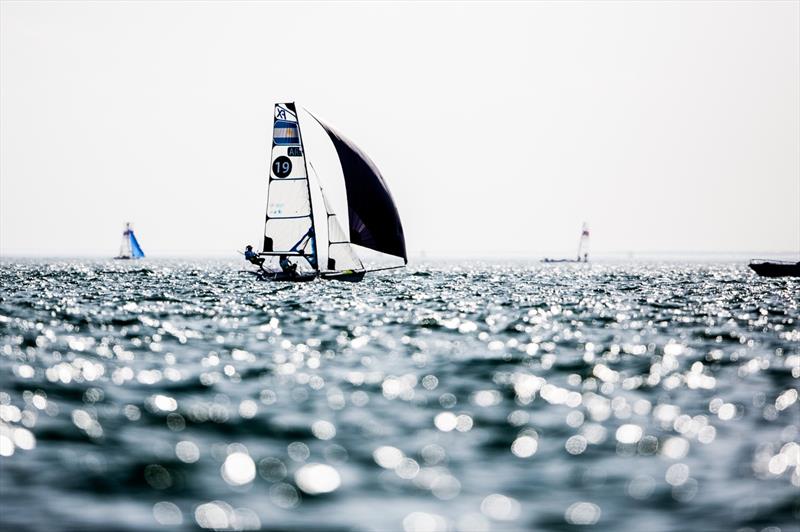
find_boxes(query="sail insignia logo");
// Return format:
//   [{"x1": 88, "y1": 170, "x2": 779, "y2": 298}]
[
  {"x1": 273, "y1": 120, "x2": 300, "y2": 145},
  {"x1": 275, "y1": 105, "x2": 296, "y2": 121}
]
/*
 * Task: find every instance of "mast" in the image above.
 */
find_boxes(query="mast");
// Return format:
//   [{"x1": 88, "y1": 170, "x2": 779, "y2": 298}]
[
  {"x1": 119, "y1": 223, "x2": 132, "y2": 258},
  {"x1": 294, "y1": 104, "x2": 319, "y2": 274}
]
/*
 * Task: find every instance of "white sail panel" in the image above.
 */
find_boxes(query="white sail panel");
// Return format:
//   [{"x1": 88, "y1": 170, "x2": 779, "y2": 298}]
[
  {"x1": 328, "y1": 242, "x2": 362, "y2": 272},
  {"x1": 328, "y1": 214, "x2": 348, "y2": 243},
  {"x1": 326, "y1": 213, "x2": 362, "y2": 272},
  {"x1": 267, "y1": 180, "x2": 311, "y2": 218},
  {"x1": 265, "y1": 218, "x2": 314, "y2": 252},
  {"x1": 320, "y1": 188, "x2": 350, "y2": 244}
]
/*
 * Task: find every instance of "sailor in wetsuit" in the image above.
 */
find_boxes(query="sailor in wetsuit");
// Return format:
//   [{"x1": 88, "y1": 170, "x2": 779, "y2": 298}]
[
  {"x1": 278, "y1": 255, "x2": 298, "y2": 278},
  {"x1": 244, "y1": 245, "x2": 265, "y2": 271}
]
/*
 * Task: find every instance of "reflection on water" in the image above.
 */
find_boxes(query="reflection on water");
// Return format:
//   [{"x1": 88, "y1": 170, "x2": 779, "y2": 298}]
[{"x1": 0, "y1": 259, "x2": 797, "y2": 531}]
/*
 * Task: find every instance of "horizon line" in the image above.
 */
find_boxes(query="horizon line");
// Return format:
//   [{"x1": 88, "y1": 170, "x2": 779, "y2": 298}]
[{"x1": 1, "y1": 250, "x2": 798, "y2": 261}]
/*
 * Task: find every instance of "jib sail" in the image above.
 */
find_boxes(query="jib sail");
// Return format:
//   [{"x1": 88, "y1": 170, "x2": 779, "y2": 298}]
[{"x1": 318, "y1": 182, "x2": 363, "y2": 274}]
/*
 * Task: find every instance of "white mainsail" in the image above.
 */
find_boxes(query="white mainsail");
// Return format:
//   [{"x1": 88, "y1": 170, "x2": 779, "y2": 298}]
[
  {"x1": 577, "y1": 222, "x2": 590, "y2": 262},
  {"x1": 261, "y1": 103, "x2": 318, "y2": 271},
  {"x1": 118, "y1": 228, "x2": 132, "y2": 258}
]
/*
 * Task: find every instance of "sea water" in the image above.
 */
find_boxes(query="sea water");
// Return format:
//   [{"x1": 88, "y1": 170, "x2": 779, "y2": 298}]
[{"x1": 0, "y1": 259, "x2": 797, "y2": 531}]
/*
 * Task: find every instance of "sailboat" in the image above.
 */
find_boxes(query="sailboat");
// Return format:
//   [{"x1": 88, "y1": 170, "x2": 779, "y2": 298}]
[
  {"x1": 748, "y1": 259, "x2": 800, "y2": 278},
  {"x1": 542, "y1": 222, "x2": 590, "y2": 263},
  {"x1": 251, "y1": 102, "x2": 406, "y2": 282},
  {"x1": 114, "y1": 222, "x2": 145, "y2": 260}
]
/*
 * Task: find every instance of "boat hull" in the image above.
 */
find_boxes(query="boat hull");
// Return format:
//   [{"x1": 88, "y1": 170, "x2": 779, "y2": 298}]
[
  {"x1": 321, "y1": 270, "x2": 366, "y2": 283},
  {"x1": 247, "y1": 269, "x2": 368, "y2": 283},
  {"x1": 749, "y1": 262, "x2": 800, "y2": 278},
  {"x1": 249, "y1": 270, "x2": 317, "y2": 282}
]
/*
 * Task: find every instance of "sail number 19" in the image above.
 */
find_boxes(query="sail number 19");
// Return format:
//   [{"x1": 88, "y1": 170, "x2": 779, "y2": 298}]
[{"x1": 273, "y1": 156, "x2": 293, "y2": 178}]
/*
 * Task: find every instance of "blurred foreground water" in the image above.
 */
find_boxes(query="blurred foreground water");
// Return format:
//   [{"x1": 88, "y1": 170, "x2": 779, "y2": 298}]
[{"x1": 0, "y1": 259, "x2": 798, "y2": 531}]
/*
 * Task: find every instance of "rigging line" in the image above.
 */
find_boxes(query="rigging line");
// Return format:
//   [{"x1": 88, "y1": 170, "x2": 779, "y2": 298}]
[
  {"x1": 289, "y1": 227, "x2": 314, "y2": 253},
  {"x1": 364, "y1": 265, "x2": 406, "y2": 273},
  {"x1": 307, "y1": 161, "x2": 331, "y2": 215}
]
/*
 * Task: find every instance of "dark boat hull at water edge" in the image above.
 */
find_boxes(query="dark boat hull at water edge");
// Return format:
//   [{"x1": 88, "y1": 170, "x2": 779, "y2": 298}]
[
  {"x1": 320, "y1": 270, "x2": 367, "y2": 282},
  {"x1": 247, "y1": 270, "x2": 317, "y2": 282},
  {"x1": 748, "y1": 261, "x2": 800, "y2": 278},
  {"x1": 247, "y1": 269, "x2": 367, "y2": 283}
]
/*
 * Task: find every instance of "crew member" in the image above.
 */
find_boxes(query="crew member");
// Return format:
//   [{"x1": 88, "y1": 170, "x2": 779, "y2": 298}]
[
  {"x1": 279, "y1": 254, "x2": 298, "y2": 277},
  {"x1": 244, "y1": 245, "x2": 265, "y2": 270}
]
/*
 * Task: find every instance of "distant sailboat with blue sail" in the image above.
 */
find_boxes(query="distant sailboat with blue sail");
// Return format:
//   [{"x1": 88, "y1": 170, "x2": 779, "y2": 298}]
[
  {"x1": 246, "y1": 102, "x2": 406, "y2": 282},
  {"x1": 115, "y1": 223, "x2": 145, "y2": 260}
]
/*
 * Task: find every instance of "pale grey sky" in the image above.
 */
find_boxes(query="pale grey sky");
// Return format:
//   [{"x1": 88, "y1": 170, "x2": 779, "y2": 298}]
[{"x1": 1, "y1": 1, "x2": 798, "y2": 258}]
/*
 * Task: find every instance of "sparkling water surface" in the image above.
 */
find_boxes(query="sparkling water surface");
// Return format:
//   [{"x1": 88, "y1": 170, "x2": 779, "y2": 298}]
[{"x1": 0, "y1": 260, "x2": 797, "y2": 532}]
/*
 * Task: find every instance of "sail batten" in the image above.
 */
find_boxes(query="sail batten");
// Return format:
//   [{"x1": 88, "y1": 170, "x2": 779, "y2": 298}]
[{"x1": 307, "y1": 112, "x2": 407, "y2": 263}]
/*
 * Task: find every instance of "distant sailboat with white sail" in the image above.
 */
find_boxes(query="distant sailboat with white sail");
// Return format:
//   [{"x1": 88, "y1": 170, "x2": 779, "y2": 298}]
[
  {"x1": 249, "y1": 102, "x2": 406, "y2": 282},
  {"x1": 115, "y1": 223, "x2": 145, "y2": 260},
  {"x1": 542, "y1": 222, "x2": 590, "y2": 263},
  {"x1": 577, "y1": 222, "x2": 590, "y2": 262}
]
